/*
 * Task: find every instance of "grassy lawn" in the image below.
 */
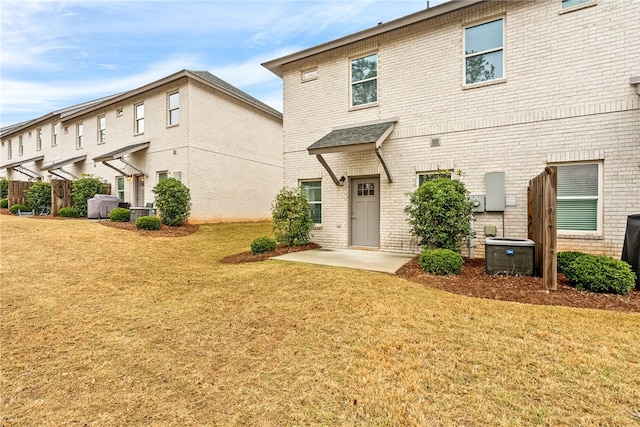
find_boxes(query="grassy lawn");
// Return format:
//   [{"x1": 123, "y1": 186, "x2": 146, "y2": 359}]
[{"x1": 1, "y1": 215, "x2": 639, "y2": 426}]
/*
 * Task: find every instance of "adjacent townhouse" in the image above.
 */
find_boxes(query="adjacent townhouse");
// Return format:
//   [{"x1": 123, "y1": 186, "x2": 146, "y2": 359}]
[
  {"x1": 0, "y1": 70, "x2": 283, "y2": 222},
  {"x1": 263, "y1": 0, "x2": 640, "y2": 257}
]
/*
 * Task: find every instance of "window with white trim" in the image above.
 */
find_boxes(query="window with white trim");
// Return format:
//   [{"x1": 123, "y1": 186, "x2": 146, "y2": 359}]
[
  {"x1": 135, "y1": 103, "x2": 144, "y2": 134},
  {"x1": 168, "y1": 92, "x2": 179, "y2": 126},
  {"x1": 418, "y1": 170, "x2": 452, "y2": 187},
  {"x1": 157, "y1": 171, "x2": 169, "y2": 182},
  {"x1": 76, "y1": 123, "x2": 84, "y2": 149},
  {"x1": 562, "y1": 0, "x2": 593, "y2": 9},
  {"x1": 18, "y1": 135, "x2": 23, "y2": 156},
  {"x1": 464, "y1": 18, "x2": 504, "y2": 85},
  {"x1": 52, "y1": 123, "x2": 59, "y2": 147},
  {"x1": 7, "y1": 139, "x2": 12, "y2": 159},
  {"x1": 116, "y1": 176, "x2": 125, "y2": 201},
  {"x1": 98, "y1": 116, "x2": 106, "y2": 144},
  {"x1": 36, "y1": 128, "x2": 42, "y2": 151},
  {"x1": 351, "y1": 53, "x2": 377, "y2": 107},
  {"x1": 556, "y1": 162, "x2": 602, "y2": 233},
  {"x1": 300, "y1": 180, "x2": 322, "y2": 224}
]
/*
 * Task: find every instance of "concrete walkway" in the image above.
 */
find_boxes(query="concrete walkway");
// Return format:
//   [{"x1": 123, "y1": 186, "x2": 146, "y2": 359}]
[{"x1": 272, "y1": 248, "x2": 416, "y2": 274}]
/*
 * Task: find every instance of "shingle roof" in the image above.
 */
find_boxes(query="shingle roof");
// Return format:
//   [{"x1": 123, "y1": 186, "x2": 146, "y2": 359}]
[{"x1": 307, "y1": 121, "x2": 396, "y2": 154}]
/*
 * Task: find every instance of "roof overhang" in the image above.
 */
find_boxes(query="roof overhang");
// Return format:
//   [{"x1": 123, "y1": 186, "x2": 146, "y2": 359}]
[
  {"x1": 41, "y1": 155, "x2": 87, "y2": 171},
  {"x1": 631, "y1": 76, "x2": 640, "y2": 95},
  {"x1": 262, "y1": 0, "x2": 486, "y2": 77},
  {"x1": 0, "y1": 155, "x2": 45, "y2": 170},
  {"x1": 93, "y1": 141, "x2": 150, "y2": 177},
  {"x1": 308, "y1": 119, "x2": 397, "y2": 184}
]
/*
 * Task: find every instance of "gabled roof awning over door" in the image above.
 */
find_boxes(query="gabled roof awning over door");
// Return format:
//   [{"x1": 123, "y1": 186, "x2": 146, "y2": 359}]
[
  {"x1": 0, "y1": 155, "x2": 45, "y2": 179},
  {"x1": 93, "y1": 141, "x2": 150, "y2": 177},
  {"x1": 307, "y1": 118, "x2": 397, "y2": 184},
  {"x1": 41, "y1": 155, "x2": 86, "y2": 179}
]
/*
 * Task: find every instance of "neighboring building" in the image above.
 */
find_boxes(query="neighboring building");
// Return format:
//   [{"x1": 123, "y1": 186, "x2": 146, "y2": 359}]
[
  {"x1": 0, "y1": 70, "x2": 283, "y2": 222},
  {"x1": 263, "y1": 0, "x2": 640, "y2": 257}
]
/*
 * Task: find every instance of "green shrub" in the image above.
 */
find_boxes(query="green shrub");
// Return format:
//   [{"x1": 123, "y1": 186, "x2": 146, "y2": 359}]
[
  {"x1": 0, "y1": 178, "x2": 8, "y2": 199},
  {"x1": 0, "y1": 199, "x2": 8, "y2": 208},
  {"x1": 109, "y1": 207, "x2": 130, "y2": 222},
  {"x1": 557, "y1": 251, "x2": 587, "y2": 275},
  {"x1": 71, "y1": 174, "x2": 108, "y2": 217},
  {"x1": 26, "y1": 181, "x2": 52, "y2": 214},
  {"x1": 9, "y1": 204, "x2": 30, "y2": 214},
  {"x1": 135, "y1": 215, "x2": 161, "y2": 230},
  {"x1": 568, "y1": 254, "x2": 635, "y2": 295},
  {"x1": 404, "y1": 176, "x2": 473, "y2": 252},
  {"x1": 152, "y1": 177, "x2": 191, "y2": 226},
  {"x1": 251, "y1": 236, "x2": 277, "y2": 255},
  {"x1": 419, "y1": 248, "x2": 464, "y2": 275},
  {"x1": 58, "y1": 207, "x2": 80, "y2": 218},
  {"x1": 271, "y1": 186, "x2": 313, "y2": 247}
]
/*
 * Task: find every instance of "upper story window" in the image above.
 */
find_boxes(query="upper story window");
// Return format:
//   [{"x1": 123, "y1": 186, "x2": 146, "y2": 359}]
[
  {"x1": 36, "y1": 128, "x2": 42, "y2": 151},
  {"x1": 556, "y1": 162, "x2": 602, "y2": 234},
  {"x1": 351, "y1": 53, "x2": 377, "y2": 107},
  {"x1": 18, "y1": 135, "x2": 23, "y2": 156},
  {"x1": 98, "y1": 116, "x2": 106, "y2": 144},
  {"x1": 464, "y1": 18, "x2": 504, "y2": 85},
  {"x1": 562, "y1": 0, "x2": 593, "y2": 9},
  {"x1": 135, "y1": 103, "x2": 145, "y2": 134},
  {"x1": 168, "y1": 92, "x2": 179, "y2": 126},
  {"x1": 76, "y1": 123, "x2": 84, "y2": 149},
  {"x1": 52, "y1": 123, "x2": 59, "y2": 147},
  {"x1": 7, "y1": 139, "x2": 12, "y2": 159}
]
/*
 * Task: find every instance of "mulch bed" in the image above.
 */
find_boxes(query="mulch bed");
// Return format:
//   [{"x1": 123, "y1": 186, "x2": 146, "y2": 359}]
[
  {"x1": 97, "y1": 220, "x2": 199, "y2": 237},
  {"x1": 221, "y1": 243, "x2": 321, "y2": 263}
]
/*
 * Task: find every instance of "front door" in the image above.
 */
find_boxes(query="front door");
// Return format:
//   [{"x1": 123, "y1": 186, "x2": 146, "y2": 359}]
[
  {"x1": 134, "y1": 175, "x2": 144, "y2": 207},
  {"x1": 351, "y1": 177, "x2": 380, "y2": 247}
]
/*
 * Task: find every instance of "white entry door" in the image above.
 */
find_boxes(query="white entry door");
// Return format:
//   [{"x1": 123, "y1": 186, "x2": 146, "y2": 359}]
[{"x1": 351, "y1": 177, "x2": 380, "y2": 247}]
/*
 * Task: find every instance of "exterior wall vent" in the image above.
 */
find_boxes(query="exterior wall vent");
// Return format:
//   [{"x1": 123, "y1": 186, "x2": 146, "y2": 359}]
[{"x1": 430, "y1": 137, "x2": 440, "y2": 147}]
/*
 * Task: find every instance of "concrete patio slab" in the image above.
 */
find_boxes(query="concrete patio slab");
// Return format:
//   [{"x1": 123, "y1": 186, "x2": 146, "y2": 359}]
[{"x1": 272, "y1": 248, "x2": 415, "y2": 274}]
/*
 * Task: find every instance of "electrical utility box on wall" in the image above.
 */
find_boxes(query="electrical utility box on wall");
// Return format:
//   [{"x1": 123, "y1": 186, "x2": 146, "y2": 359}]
[{"x1": 485, "y1": 172, "x2": 505, "y2": 212}]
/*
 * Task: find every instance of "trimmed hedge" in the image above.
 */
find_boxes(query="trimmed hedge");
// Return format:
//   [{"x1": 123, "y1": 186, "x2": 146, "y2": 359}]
[
  {"x1": 566, "y1": 254, "x2": 635, "y2": 295},
  {"x1": 109, "y1": 207, "x2": 130, "y2": 222},
  {"x1": 557, "y1": 251, "x2": 587, "y2": 275},
  {"x1": 58, "y1": 207, "x2": 80, "y2": 218},
  {"x1": 135, "y1": 215, "x2": 161, "y2": 230},
  {"x1": 419, "y1": 248, "x2": 464, "y2": 275},
  {"x1": 251, "y1": 236, "x2": 277, "y2": 255},
  {"x1": 9, "y1": 204, "x2": 30, "y2": 214}
]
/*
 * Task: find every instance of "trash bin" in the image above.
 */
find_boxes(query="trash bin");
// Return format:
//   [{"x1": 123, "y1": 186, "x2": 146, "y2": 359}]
[{"x1": 621, "y1": 214, "x2": 640, "y2": 287}]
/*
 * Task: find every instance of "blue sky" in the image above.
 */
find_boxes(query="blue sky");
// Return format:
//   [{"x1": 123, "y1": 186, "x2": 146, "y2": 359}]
[{"x1": 0, "y1": 0, "x2": 450, "y2": 128}]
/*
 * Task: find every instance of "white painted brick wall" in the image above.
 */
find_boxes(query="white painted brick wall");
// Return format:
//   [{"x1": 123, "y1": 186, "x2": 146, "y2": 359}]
[{"x1": 281, "y1": 0, "x2": 640, "y2": 256}]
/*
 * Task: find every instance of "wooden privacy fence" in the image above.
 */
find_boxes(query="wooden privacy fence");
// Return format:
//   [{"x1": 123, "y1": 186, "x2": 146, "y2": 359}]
[
  {"x1": 8, "y1": 181, "x2": 33, "y2": 207},
  {"x1": 527, "y1": 166, "x2": 557, "y2": 291}
]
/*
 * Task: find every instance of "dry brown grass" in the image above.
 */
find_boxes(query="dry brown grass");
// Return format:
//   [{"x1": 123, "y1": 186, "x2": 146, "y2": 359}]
[{"x1": 1, "y1": 215, "x2": 639, "y2": 426}]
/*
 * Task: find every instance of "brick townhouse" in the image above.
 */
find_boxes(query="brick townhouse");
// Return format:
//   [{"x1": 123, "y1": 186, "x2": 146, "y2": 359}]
[
  {"x1": 0, "y1": 70, "x2": 283, "y2": 222},
  {"x1": 263, "y1": 0, "x2": 640, "y2": 256}
]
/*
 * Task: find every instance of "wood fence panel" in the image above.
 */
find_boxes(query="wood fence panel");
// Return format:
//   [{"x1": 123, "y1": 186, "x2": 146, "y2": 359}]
[
  {"x1": 51, "y1": 179, "x2": 73, "y2": 216},
  {"x1": 527, "y1": 167, "x2": 557, "y2": 290},
  {"x1": 8, "y1": 181, "x2": 33, "y2": 207}
]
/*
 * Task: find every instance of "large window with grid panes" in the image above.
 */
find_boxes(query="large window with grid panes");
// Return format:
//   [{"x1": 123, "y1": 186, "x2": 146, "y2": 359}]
[
  {"x1": 555, "y1": 162, "x2": 602, "y2": 233},
  {"x1": 300, "y1": 180, "x2": 322, "y2": 224}
]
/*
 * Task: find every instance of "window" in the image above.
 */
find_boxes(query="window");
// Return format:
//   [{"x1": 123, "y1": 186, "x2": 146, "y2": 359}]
[
  {"x1": 98, "y1": 116, "x2": 106, "y2": 144},
  {"x1": 301, "y1": 180, "x2": 322, "y2": 224},
  {"x1": 116, "y1": 176, "x2": 125, "y2": 201},
  {"x1": 18, "y1": 135, "x2": 23, "y2": 156},
  {"x1": 52, "y1": 123, "x2": 59, "y2": 146},
  {"x1": 157, "y1": 171, "x2": 169, "y2": 182},
  {"x1": 418, "y1": 170, "x2": 452, "y2": 186},
  {"x1": 7, "y1": 139, "x2": 12, "y2": 159},
  {"x1": 464, "y1": 18, "x2": 504, "y2": 85},
  {"x1": 135, "y1": 103, "x2": 144, "y2": 134},
  {"x1": 302, "y1": 68, "x2": 318, "y2": 82},
  {"x1": 357, "y1": 182, "x2": 375, "y2": 196},
  {"x1": 36, "y1": 128, "x2": 42, "y2": 151},
  {"x1": 562, "y1": 0, "x2": 593, "y2": 8},
  {"x1": 168, "y1": 92, "x2": 179, "y2": 126},
  {"x1": 351, "y1": 53, "x2": 377, "y2": 107},
  {"x1": 76, "y1": 123, "x2": 84, "y2": 149},
  {"x1": 556, "y1": 163, "x2": 601, "y2": 233}
]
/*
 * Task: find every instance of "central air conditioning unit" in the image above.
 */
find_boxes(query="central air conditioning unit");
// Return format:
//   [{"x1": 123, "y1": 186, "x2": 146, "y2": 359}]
[{"x1": 485, "y1": 238, "x2": 535, "y2": 276}]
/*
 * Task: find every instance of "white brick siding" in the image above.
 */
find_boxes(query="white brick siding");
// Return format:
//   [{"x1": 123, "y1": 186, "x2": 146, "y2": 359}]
[{"x1": 280, "y1": 0, "x2": 640, "y2": 256}]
